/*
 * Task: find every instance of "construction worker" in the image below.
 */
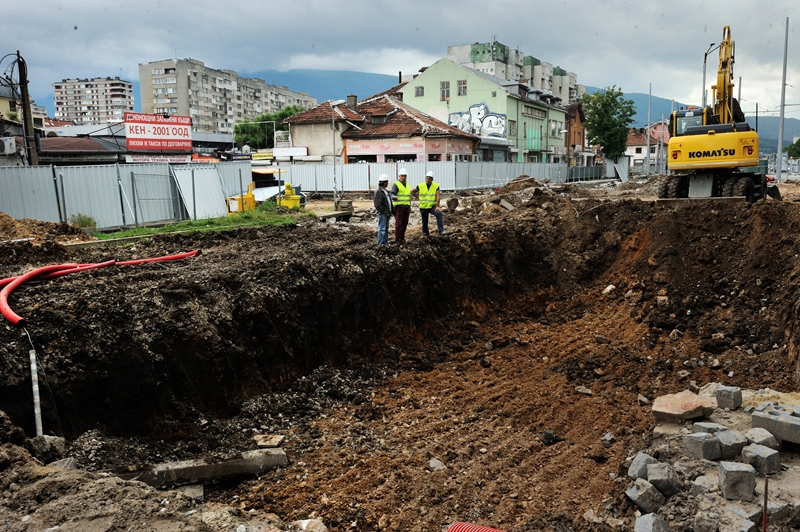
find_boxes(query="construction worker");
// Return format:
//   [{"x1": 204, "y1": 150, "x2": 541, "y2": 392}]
[
  {"x1": 374, "y1": 174, "x2": 393, "y2": 245},
  {"x1": 413, "y1": 170, "x2": 444, "y2": 236},
  {"x1": 391, "y1": 168, "x2": 411, "y2": 242}
]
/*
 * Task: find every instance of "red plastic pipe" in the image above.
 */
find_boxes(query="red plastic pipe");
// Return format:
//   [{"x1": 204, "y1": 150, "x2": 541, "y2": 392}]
[
  {"x1": 448, "y1": 523, "x2": 506, "y2": 532},
  {"x1": 0, "y1": 250, "x2": 201, "y2": 327},
  {"x1": 0, "y1": 264, "x2": 80, "y2": 327},
  {"x1": 117, "y1": 249, "x2": 200, "y2": 266}
]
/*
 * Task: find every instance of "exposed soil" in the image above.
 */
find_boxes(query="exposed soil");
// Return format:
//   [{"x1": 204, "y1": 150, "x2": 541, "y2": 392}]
[{"x1": 2, "y1": 176, "x2": 800, "y2": 531}]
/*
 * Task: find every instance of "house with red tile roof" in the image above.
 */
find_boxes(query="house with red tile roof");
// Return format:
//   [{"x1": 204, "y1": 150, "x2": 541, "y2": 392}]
[
  {"x1": 625, "y1": 128, "x2": 666, "y2": 173},
  {"x1": 283, "y1": 91, "x2": 478, "y2": 164}
]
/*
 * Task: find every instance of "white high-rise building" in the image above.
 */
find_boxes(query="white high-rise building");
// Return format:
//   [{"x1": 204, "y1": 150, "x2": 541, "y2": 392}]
[
  {"x1": 139, "y1": 58, "x2": 317, "y2": 134},
  {"x1": 52, "y1": 77, "x2": 134, "y2": 125}
]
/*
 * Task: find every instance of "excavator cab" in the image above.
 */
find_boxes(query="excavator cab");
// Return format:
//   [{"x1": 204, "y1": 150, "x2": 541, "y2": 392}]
[{"x1": 669, "y1": 107, "x2": 712, "y2": 137}]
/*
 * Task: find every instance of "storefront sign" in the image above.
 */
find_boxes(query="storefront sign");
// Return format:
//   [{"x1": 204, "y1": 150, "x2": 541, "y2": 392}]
[{"x1": 125, "y1": 112, "x2": 192, "y2": 151}]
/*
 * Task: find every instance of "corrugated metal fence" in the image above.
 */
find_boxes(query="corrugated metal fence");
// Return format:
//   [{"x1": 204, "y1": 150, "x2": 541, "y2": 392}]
[
  {"x1": 0, "y1": 162, "x2": 251, "y2": 230},
  {"x1": 282, "y1": 161, "x2": 571, "y2": 194},
  {"x1": 1, "y1": 161, "x2": 585, "y2": 230}
]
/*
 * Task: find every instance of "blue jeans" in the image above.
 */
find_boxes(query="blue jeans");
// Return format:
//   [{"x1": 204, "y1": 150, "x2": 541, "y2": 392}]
[
  {"x1": 377, "y1": 213, "x2": 390, "y2": 245},
  {"x1": 420, "y1": 208, "x2": 444, "y2": 235}
]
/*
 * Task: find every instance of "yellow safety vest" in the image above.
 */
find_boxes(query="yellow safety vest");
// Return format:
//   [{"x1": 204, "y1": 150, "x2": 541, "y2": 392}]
[
  {"x1": 394, "y1": 181, "x2": 411, "y2": 206},
  {"x1": 417, "y1": 182, "x2": 439, "y2": 209}
]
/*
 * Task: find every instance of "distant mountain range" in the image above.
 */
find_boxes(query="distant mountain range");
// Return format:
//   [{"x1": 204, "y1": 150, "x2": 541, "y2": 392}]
[{"x1": 37, "y1": 70, "x2": 798, "y2": 152}]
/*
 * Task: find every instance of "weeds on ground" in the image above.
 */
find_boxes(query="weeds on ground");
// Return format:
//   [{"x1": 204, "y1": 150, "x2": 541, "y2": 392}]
[
  {"x1": 89, "y1": 202, "x2": 313, "y2": 240},
  {"x1": 69, "y1": 213, "x2": 97, "y2": 228}
]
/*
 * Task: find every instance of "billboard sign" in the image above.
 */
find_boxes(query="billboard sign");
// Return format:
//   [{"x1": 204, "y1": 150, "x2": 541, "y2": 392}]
[{"x1": 125, "y1": 112, "x2": 192, "y2": 151}]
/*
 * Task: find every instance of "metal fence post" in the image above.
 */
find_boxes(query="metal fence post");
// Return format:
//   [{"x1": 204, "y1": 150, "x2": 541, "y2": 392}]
[
  {"x1": 239, "y1": 169, "x2": 244, "y2": 213},
  {"x1": 130, "y1": 171, "x2": 139, "y2": 227},
  {"x1": 116, "y1": 164, "x2": 127, "y2": 228},
  {"x1": 50, "y1": 165, "x2": 63, "y2": 223},
  {"x1": 191, "y1": 169, "x2": 197, "y2": 220}
]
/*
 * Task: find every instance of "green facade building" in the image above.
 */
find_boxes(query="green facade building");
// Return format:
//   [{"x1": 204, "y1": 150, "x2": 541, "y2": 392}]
[{"x1": 398, "y1": 59, "x2": 567, "y2": 163}]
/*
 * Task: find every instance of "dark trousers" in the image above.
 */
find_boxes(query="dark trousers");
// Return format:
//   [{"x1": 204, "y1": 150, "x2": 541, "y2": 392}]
[
  {"x1": 394, "y1": 205, "x2": 410, "y2": 242},
  {"x1": 420, "y1": 207, "x2": 444, "y2": 235}
]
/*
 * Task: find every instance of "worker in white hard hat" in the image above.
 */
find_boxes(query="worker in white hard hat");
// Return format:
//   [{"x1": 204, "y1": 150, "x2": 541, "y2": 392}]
[
  {"x1": 373, "y1": 174, "x2": 393, "y2": 245},
  {"x1": 390, "y1": 168, "x2": 411, "y2": 243},
  {"x1": 412, "y1": 170, "x2": 444, "y2": 236}
]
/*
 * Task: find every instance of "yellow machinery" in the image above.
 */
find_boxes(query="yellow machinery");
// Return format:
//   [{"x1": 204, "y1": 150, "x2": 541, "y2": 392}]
[
  {"x1": 226, "y1": 182, "x2": 257, "y2": 216},
  {"x1": 660, "y1": 26, "x2": 777, "y2": 202},
  {"x1": 276, "y1": 183, "x2": 301, "y2": 209}
]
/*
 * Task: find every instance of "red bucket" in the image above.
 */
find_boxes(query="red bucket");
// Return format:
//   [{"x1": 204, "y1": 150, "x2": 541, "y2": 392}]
[{"x1": 448, "y1": 523, "x2": 506, "y2": 532}]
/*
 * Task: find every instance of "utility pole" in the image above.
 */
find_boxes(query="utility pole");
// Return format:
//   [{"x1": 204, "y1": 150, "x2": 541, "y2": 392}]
[
  {"x1": 776, "y1": 17, "x2": 789, "y2": 182},
  {"x1": 17, "y1": 51, "x2": 38, "y2": 165}
]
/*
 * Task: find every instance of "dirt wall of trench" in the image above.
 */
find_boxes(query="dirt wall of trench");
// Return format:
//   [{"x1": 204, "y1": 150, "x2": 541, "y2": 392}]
[{"x1": 1, "y1": 196, "x2": 799, "y2": 442}]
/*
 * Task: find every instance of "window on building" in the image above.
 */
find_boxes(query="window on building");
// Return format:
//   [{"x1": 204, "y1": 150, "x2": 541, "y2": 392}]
[
  {"x1": 165, "y1": 68, "x2": 176, "y2": 74},
  {"x1": 165, "y1": 78, "x2": 177, "y2": 84},
  {"x1": 491, "y1": 91, "x2": 497, "y2": 98},
  {"x1": 415, "y1": 86, "x2": 424, "y2": 97},
  {"x1": 635, "y1": 147, "x2": 642, "y2": 154},
  {"x1": 508, "y1": 120, "x2": 517, "y2": 136},
  {"x1": 152, "y1": 69, "x2": 163, "y2": 75},
  {"x1": 650, "y1": 146, "x2": 656, "y2": 154},
  {"x1": 153, "y1": 79, "x2": 164, "y2": 85},
  {"x1": 440, "y1": 81, "x2": 450, "y2": 101},
  {"x1": 457, "y1": 80, "x2": 467, "y2": 96}
]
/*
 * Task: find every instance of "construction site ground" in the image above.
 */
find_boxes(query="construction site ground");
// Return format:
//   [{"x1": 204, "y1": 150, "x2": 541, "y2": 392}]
[{"x1": 2, "y1": 175, "x2": 800, "y2": 532}]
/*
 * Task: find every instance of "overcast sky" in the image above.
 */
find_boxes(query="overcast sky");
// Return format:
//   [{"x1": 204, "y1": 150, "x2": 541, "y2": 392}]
[{"x1": 2, "y1": 0, "x2": 797, "y2": 118}]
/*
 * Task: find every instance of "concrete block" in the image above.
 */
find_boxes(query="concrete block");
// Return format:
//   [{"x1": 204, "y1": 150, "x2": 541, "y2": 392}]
[
  {"x1": 253, "y1": 434, "x2": 284, "y2": 448},
  {"x1": 690, "y1": 475, "x2": 717, "y2": 496},
  {"x1": 28, "y1": 435, "x2": 66, "y2": 464},
  {"x1": 766, "y1": 501, "x2": 792, "y2": 523},
  {"x1": 716, "y1": 385, "x2": 742, "y2": 410},
  {"x1": 693, "y1": 422, "x2": 728, "y2": 434},
  {"x1": 175, "y1": 484, "x2": 204, "y2": 502},
  {"x1": 743, "y1": 427, "x2": 778, "y2": 449},
  {"x1": 693, "y1": 512, "x2": 719, "y2": 532},
  {"x1": 137, "y1": 448, "x2": 288, "y2": 488},
  {"x1": 625, "y1": 478, "x2": 666, "y2": 513},
  {"x1": 727, "y1": 501, "x2": 762, "y2": 523},
  {"x1": 718, "y1": 461, "x2": 756, "y2": 502},
  {"x1": 751, "y1": 402, "x2": 800, "y2": 444},
  {"x1": 684, "y1": 432, "x2": 721, "y2": 460},
  {"x1": 646, "y1": 463, "x2": 681, "y2": 497},
  {"x1": 290, "y1": 519, "x2": 329, "y2": 531},
  {"x1": 714, "y1": 429, "x2": 748, "y2": 459},
  {"x1": 741, "y1": 444, "x2": 781, "y2": 475},
  {"x1": 719, "y1": 511, "x2": 757, "y2": 532},
  {"x1": 634, "y1": 513, "x2": 669, "y2": 532},
  {"x1": 628, "y1": 452, "x2": 656, "y2": 479},
  {"x1": 652, "y1": 390, "x2": 717, "y2": 422}
]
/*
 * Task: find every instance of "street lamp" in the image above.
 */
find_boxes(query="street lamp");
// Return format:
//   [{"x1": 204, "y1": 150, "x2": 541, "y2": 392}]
[
  {"x1": 702, "y1": 42, "x2": 720, "y2": 108},
  {"x1": 330, "y1": 99, "x2": 346, "y2": 208}
]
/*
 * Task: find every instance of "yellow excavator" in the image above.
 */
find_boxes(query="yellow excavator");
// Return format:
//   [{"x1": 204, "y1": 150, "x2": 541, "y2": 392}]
[{"x1": 660, "y1": 26, "x2": 780, "y2": 202}]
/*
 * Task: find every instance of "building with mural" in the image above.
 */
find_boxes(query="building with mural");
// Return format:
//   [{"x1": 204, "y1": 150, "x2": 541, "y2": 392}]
[{"x1": 397, "y1": 58, "x2": 567, "y2": 163}]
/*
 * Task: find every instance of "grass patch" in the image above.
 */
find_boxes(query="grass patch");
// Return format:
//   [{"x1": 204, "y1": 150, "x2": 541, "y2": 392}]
[{"x1": 89, "y1": 203, "x2": 314, "y2": 240}]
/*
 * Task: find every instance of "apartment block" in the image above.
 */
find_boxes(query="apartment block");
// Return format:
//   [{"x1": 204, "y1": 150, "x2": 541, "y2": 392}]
[
  {"x1": 52, "y1": 77, "x2": 134, "y2": 125},
  {"x1": 138, "y1": 58, "x2": 317, "y2": 134},
  {"x1": 447, "y1": 39, "x2": 585, "y2": 104}
]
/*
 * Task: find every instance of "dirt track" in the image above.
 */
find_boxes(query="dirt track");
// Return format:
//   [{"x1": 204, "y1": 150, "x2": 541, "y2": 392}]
[{"x1": 2, "y1": 176, "x2": 800, "y2": 531}]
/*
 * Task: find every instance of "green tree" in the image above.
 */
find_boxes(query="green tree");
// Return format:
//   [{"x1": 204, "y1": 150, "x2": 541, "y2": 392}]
[
  {"x1": 234, "y1": 105, "x2": 307, "y2": 149},
  {"x1": 785, "y1": 137, "x2": 800, "y2": 159},
  {"x1": 580, "y1": 86, "x2": 635, "y2": 160}
]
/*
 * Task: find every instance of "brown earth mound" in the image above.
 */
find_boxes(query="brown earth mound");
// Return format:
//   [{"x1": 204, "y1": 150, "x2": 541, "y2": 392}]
[
  {"x1": 0, "y1": 187, "x2": 799, "y2": 531},
  {"x1": 0, "y1": 212, "x2": 95, "y2": 245}
]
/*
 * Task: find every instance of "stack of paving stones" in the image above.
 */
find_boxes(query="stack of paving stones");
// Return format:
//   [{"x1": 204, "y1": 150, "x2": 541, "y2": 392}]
[{"x1": 626, "y1": 386, "x2": 800, "y2": 532}]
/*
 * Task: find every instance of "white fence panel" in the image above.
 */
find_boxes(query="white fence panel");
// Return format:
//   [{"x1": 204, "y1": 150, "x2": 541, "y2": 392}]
[
  {"x1": 0, "y1": 166, "x2": 61, "y2": 224},
  {"x1": 172, "y1": 166, "x2": 227, "y2": 220},
  {"x1": 216, "y1": 162, "x2": 253, "y2": 196},
  {"x1": 339, "y1": 164, "x2": 370, "y2": 192},
  {"x1": 59, "y1": 165, "x2": 125, "y2": 229},
  {"x1": 126, "y1": 164, "x2": 178, "y2": 225}
]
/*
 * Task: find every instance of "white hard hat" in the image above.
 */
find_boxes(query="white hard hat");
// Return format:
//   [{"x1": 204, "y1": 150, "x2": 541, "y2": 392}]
[
  {"x1": 378, "y1": 174, "x2": 389, "y2": 182},
  {"x1": 398, "y1": 168, "x2": 408, "y2": 175},
  {"x1": 425, "y1": 171, "x2": 434, "y2": 178}
]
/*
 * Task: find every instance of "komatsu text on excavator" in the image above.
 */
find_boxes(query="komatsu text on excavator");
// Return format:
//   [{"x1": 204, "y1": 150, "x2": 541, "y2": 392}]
[{"x1": 659, "y1": 26, "x2": 780, "y2": 202}]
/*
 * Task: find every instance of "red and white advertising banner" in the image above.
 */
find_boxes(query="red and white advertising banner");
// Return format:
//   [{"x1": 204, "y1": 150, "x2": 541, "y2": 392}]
[{"x1": 124, "y1": 112, "x2": 192, "y2": 151}]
